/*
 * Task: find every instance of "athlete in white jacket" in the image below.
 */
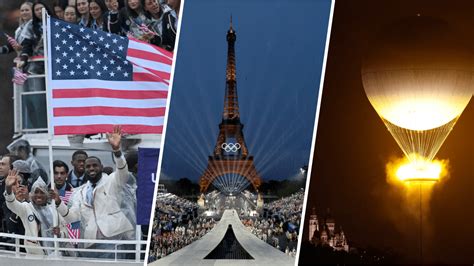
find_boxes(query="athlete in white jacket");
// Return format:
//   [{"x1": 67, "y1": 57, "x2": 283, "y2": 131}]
[
  {"x1": 4, "y1": 174, "x2": 67, "y2": 255},
  {"x1": 51, "y1": 125, "x2": 134, "y2": 258}
]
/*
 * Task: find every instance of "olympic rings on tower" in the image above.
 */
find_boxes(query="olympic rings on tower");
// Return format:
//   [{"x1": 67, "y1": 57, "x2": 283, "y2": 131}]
[{"x1": 221, "y1": 143, "x2": 241, "y2": 153}]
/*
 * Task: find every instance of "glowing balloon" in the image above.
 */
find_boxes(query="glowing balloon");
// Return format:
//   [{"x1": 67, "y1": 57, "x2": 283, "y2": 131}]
[{"x1": 362, "y1": 16, "x2": 473, "y2": 163}]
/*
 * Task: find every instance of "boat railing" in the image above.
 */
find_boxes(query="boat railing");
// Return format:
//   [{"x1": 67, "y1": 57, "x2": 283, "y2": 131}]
[
  {"x1": 13, "y1": 56, "x2": 48, "y2": 135},
  {"x1": 0, "y1": 232, "x2": 146, "y2": 263}
]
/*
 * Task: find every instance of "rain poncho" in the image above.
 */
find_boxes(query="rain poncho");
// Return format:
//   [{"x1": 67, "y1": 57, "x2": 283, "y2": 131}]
[
  {"x1": 5, "y1": 178, "x2": 67, "y2": 255},
  {"x1": 30, "y1": 178, "x2": 55, "y2": 254}
]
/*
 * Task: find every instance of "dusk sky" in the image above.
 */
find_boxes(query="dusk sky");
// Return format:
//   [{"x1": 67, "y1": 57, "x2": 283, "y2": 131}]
[
  {"x1": 301, "y1": 0, "x2": 474, "y2": 263},
  {"x1": 159, "y1": 0, "x2": 332, "y2": 183}
]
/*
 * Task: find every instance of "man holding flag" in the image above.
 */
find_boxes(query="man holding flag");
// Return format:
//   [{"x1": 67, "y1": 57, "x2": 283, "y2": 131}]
[
  {"x1": 51, "y1": 125, "x2": 133, "y2": 258},
  {"x1": 42, "y1": 10, "x2": 173, "y2": 258}
]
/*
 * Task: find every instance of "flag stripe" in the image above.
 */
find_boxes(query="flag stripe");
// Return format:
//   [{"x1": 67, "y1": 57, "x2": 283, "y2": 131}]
[
  {"x1": 51, "y1": 98, "x2": 167, "y2": 108},
  {"x1": 132, "y1": 65, "x2": 170, "y2": 82},
  {"x1": 133, "y1": 65, "x2": 171, "y2": 82},
  {"x1": 66, "y1": 226, "x2": 80, "y2": 240},
  {"x1": 54, "y1": 106, "x2": 166, "y2": 117},
  {"x1": 53, "y1": 116, "x2": 165, "y2": 126},
  {"x1": 31, "y1": 55, "x2": 45, "y2": 60},
  {"x1": 128, "y1": 38, "x2": 173, "y2": 59},
  {"x1": 128, "y1": 48, "x2": 173, "y2": 65},
  {"x1": 132, "y1": 64, "x2": 171, "y2": 82},
  {"x1": 12, "y1": 67, "x2": 28, "y2": 85},
  {"x1": 133, "y1": 72, "x2": 169, "y2": 83},
  {"x1": 51, "y1": 79, "x2": 168, "y2": 91},
  {"x1": 54, "y1": 125, "x2": 163, "y2": 134},
  {"x1": 140, "y1": 66, "x2": 171, "y2": 82},
  {"x1": 53, "y1": 88, "x2": 168, "y2": 99},
  {"x1": 126, "y1": 56, "x2": 171, "y2": 74}
]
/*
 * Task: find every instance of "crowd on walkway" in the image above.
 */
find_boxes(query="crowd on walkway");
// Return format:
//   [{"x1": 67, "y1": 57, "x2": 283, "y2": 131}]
[
  {"x1": 242, "y1": 190, "x2": 305, "y2": 257},
  {"x1": 148, "y1": 193, "x2": 216, "y2": 262}
]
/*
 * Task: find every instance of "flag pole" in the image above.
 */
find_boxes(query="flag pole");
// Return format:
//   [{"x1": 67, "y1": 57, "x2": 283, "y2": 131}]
[
  {"x1": 42, "y1": 9, "x2": 54, "y2": 190},
  {"x1": 42, "y1": 8, "x2": 59, "y2": 257}
]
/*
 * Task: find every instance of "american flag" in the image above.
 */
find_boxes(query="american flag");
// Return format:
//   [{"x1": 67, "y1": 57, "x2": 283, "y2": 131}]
[
  {"x1": 46, "y1": 17, "x2": 172, "y2": 135},
  {"x1": 12, "y1": 67, "x2": 28, "y2": 85},
  {"x1": 60, "y1": 190, "x2": 80, "y2": 240},
  {"x1": 5, "y1": 33, "x2": 19, "y2": 49}
]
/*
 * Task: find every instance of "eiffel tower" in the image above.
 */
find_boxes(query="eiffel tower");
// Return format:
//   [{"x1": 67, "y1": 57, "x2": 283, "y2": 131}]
[{"x1": 199, "y1": 18, "x2": 262, "y2": 195}]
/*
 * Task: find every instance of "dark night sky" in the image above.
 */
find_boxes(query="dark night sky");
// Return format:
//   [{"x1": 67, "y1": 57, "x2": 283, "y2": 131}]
[
  {"x1": 302, "y1": 0, "x2": 474, "y2": 263},
  {"x1": 159, "y1": 0, "x2": 332, "y2": 183}
]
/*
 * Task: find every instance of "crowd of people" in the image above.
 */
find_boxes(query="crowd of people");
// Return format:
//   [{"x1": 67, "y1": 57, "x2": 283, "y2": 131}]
[
  {"x1": 0, "y1": 0, "x2": 179, "y2": 130},
  {"x1": 0, "y1": 0, "x2": 178, "y2": 261},
  {"x1": 148, "y1": 193, "x2": 217, "y2": 262},
  {"x1": 146, "y1": 190, "x2": 306, "y2": 262},
  {"x1": 1, "y1": 0, "x2": 178, "y2": 117},
  {"x1": 0, "y1": 126, "x2": 140, "y2": 258},
  {"x1": 1, "y1": 0, "x2": 179, "y2": 60},
  {"x1": 0, "y1": 0, "x2": 179, "y2": 260},
  {"x1": 242, "y1": 190, "x2": 305, "y2": 257}
]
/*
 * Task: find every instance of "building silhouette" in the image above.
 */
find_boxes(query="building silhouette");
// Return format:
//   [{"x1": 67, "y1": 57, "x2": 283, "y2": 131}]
[{"x1": 308, "y1": 207, "x2": 349, "y2": 252}]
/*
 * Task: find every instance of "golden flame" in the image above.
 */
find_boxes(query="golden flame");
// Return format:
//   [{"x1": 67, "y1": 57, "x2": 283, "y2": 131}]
[
  {"x1": 384, "y1": 156, "x2": 450, "y2": 239},
  {"x1": 387, "y1": 155, "x2": 448, "y2": 186},
  {"x1": 396, "y1": 160, "x2": 442, "y2": 182}
]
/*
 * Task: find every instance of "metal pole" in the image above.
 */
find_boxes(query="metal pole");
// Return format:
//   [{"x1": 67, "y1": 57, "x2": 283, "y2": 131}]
[
  {"x1": 41, "y1": 12, "x2": 54, "y2": 190},
  {"x1": 136, "y1": 224, "x2": 141, "y2": 262},
  {"x1": 419, "y1": 183, "x2": 423, "y2": 265},
  {"x1": 42, "y1": 8, "x2": 59, "y2": 258},
  {"x1": 15, "y1": 236, "x2": 20, "y2": 257}
]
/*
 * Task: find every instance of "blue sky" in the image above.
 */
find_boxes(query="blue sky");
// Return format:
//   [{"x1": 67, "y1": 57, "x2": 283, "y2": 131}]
[{"x1": 160, "y1": 0, "x2": 332, "y2": 182}]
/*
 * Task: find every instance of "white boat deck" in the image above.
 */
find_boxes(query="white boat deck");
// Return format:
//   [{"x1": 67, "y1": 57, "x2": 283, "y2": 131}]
[
  {"x1": 0, "y1": 253, "x2": 141, "y2": 266},
  {"x1": 151, "y1": 209, "x2": 294, "y2": 266}
]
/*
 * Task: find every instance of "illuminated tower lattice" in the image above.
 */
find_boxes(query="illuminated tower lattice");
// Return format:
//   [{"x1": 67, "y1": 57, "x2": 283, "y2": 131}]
[{"x1": 198, "y1": 18, "x2": 262, "y2": 195}]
